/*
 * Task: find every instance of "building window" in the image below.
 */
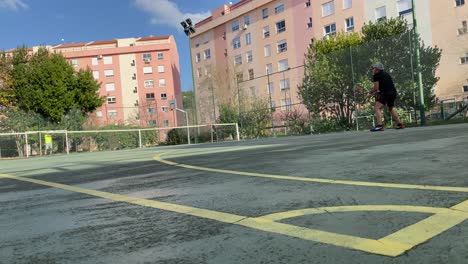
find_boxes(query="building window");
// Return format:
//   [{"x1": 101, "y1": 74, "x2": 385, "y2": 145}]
[
  {"x1": 196, "y1": 53, "x2": 201, "y2": 62},
  {"x1": 267, "y1": 82, "x2": 274, "y2": 95},
  {"x1": 96, "y1": 111, "x2": 103, "y2": 118},
  {"x1": 103, "y1": 56, "x2": 113, "y2": 65},
  {"x1": 397, "y1": 0, "x2": 412, "y2": 15},
  {"x1": 161, "y1": 93, "x2": 167, "y2": 100},
  {"x1": 277, "y1": 39, "x2": 287, "y2": 53},
  {"x1": 375, "y1": 6, "x2": 387, "y2": 21},
  {"x1": 148, "y1": 120, "x2": 157, "y2": 126},
  {"x1": 248, "y1": 69, "x2": 254, "y2": 80},
  {"x1": 264, "y1": 45, "x2": 272, "y2": 57},
  {"x1": 236, "y1": 73, "x2": 244, "y2": 83},
  {"x1": 235, "y1": 55, "x2": 242, "y2": 65},
  {"x1": 105, "y1": 83, "x2": 115, "y2": 91},
  {"x1": 146, "y1": 93, "x2": 155, "y2": 101},
  {"x1": 250, "y1": 86, "x2": 256, "y2": 97},
  {"x1": 460, "y1": 53, "x2": 468, "y2": 64},
  {"x1": 278, "y1": 59, "x2": 289, "y2": 71},
  {"x1": 306, "y1": 0, "x2": 311, "y2": 7},
  {"x1": 246, "y1": 51, "x2": 253, "y2": 63},
  {"x1": 144, "y1": 80, "x2": 154, "y2": 88},
  {"x1": 463, "y1": 85, "x2": 468, "y2": 92},
  {"x1": 346, "y1": 17, "x2": 355, "y2": 32},
  {"x1": 232, "y1": 20, "x2": 240, "y2": 32},
  {"x1": 324, "y1": 23, "x2": 337, "y2": 36},
  {"x1": 104, "y1": 69, "x2": 114, "y2": 77},
  {"x1": 281, "y1": 98, "x2": 292, "y2": 111},
  {"x1": 343, "y1": 0, "x2": 352, "y2": 9},
  {"x1": 322, "y1": 1, "x2": 335, "y2": 17},
  {"x1": 307, "y1": 17, "x2": 313, "y2": 28},
  {"x1": 143, "y1": 53, "x2": 152, "y2": 62},
  {"x1": 143, "y1": 66, "x2": 153, "y2": 74},
  {"x1": 197, "y1": 67, "x2": 202, "y2": 78},
  {"x1": 276, "y1": 20, "x2": 286, "y2": 33},
  {"x1": 108, "y1": 110, "x2": 118, "y2": 118},
  {"x1": 157, "y1": 52, "x2": 164, "y2": 60},
  {"x1": 159, "y1": 79, "x2": 166, "y2": 87},
  {"x1": 162, "y1": 106, "x2": 169, "y2": 112},
  {"x1": 163, "y1": 120, "x2": 169, "y2": 127},
  {"x1": 246, "y1": 33, "x2": 252, "y2": 45},
  {"x1": 205, "y1": 65, "x2": 211, "y2": 76},
  {"x1": 456, "y1": 0, "x2": 465, "y2": 6},
  {"x1": 280, "y1": 79, "x2": 290, "y2": 90},
  {"x1": 263, "y1": 26, "x2": 270, "y2": 38},
  {"x1": 71, "y1": 59, "x2": 78, "y2": 67},
  {"x1": 204, "y1": 49, "x2": 211, "y2": 60},
  {"x1": 158, "y1": 66, "x2": 165, "y2": 73},
  {"x1": 92, "y1": 71, "x2": 99, "y2": 79},
  {"x1": 244, "y1": 15, "x2": 250, "y2": 26},
  {"x1": 266, "y1": 63, "x2": 273, "y2": 74},
  {"x1": 262, "y1": 8, "x2": 269, "y2": 19},
  {"x1": 107, "y1": 97, "x2": 116, "y2": 104},
  {"x1": 459, "y1": 21, "x2": 468, "y2": 35},
  {"x1": 148, "y1": 107, "x2": 156, "y2": 114},
  {"x1": 233, "y1": 37, "x2": 241, "y2": 49},
  {"x1": 275, "y1": 3, "x2": 285, "y2": 14},
  {"x1": 92, "y1": 58, "x2": 98, "y2": 66}
]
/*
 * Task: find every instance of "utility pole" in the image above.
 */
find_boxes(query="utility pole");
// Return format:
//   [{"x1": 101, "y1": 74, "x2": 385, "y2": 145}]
[{"x1": 411, "y1": 0, "x2": 426, "y2": 126}]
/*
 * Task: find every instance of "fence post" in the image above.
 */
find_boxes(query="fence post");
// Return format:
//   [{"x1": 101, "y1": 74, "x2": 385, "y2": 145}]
[
  {"x1": 138, "y1": 129, "x2": 142, "y2": 148},
  {"x1": 65, "y1": 130, "x2": 69, "y2": 155},
  {"x1": 210, "y1": 125, "x2": 214, "y2": 143},
  {"x1": 235, "y1": 123, "x2": 240, "y2": 141},
  {"x1": 39, "y1": 132, "x2": 42, "y2": 156},
  {"x1": 25, "y1": 133, "x2": 29, "y2": 158}
]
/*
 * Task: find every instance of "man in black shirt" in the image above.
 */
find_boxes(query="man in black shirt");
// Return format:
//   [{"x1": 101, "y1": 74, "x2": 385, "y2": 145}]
[{"x1": 370, "y1": 63, "x2": 405, "y2": 131}]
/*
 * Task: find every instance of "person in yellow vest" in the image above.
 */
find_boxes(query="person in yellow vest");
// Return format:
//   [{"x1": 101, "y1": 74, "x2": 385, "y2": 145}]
[{"x1": 44, "y1": 134, "x2": 52, "y2": 155}]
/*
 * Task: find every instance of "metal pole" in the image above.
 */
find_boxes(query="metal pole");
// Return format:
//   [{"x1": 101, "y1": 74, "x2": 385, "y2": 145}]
[
  {"x1": 65, "y1": 131, "x2": 69, "y2": 155},
  {"x1": 412, "y1": 0, "x2": 426, "y2": 126},
  {"x1": 138, "y1": 129, "x2": 142, "y2": 148},
  {"x1": 39, "y1": 132, "x2": 42, "y2": 156},
  {"x1": 350, "y1": 47, "x2": 359, "y2": 131},
  {"x1": 266, "y1": 70, "x2": 274, "y2": 134},
  {"x1": 235, "y1": 123, "x2": 240, "y2": 141},
  {"x1": 211, "y1": 85, "x2": 216, "y2": 122},
  {"x1": 25, "y1": 133, "x2": 29, "y2": 158},
  {"x1": 185, "y1": 111, "x2": 190, "y2": 144}
]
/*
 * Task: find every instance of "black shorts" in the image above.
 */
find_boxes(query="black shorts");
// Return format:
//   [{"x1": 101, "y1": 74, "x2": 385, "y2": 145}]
[{"x1": 377, "y1": 93, "x2": 396, "y2": 108}]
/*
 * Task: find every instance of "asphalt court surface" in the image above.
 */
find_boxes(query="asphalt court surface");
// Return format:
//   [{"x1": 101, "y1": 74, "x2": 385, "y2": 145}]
[{"x1": 0, "y1": 124, "x2": 467, "y2": 263}]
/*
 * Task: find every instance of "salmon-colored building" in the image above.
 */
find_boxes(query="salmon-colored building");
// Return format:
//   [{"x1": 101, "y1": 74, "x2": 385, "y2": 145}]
[
  {"x1": 190, "y1": 0, "x2": 467, "y2": 124},
  {"x1": 31, "y1": 35, "x2": 183, "y2": 129}
]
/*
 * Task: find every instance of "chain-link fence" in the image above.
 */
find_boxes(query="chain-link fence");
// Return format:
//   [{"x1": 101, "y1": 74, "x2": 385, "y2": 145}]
[{"x1": 0, "y1": 123, "x2": 239, "y2": 159}]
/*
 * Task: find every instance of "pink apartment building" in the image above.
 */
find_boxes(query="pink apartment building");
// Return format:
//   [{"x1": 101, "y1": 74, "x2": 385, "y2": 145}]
[
  {"x1": 191, "y1": 0, "x2": 466, "y2": 124},
  {"x1": 36, "y1": 35, "x2": 183, "y2": 129},
  {"x1": 190, "y1": 0, "x2": 366, "y2": 124}
]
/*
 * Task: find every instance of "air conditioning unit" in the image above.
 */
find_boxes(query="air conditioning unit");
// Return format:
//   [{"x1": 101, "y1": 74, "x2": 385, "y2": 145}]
[
  {"x1": 97, "y1": 55, "x2": 103, "y2": 59},
  {"x1": 243, "y1": 24, "x2": 248, "y2": 30},
  {"x1": 131, "y1": 60, "x2": 135, "y2": 66},
  {"x1": 144, "y1": 58, "x2": 151, "y2": 63},
  {"x1": 458, "y1": 27, "x2": 468, "y2": 35}
]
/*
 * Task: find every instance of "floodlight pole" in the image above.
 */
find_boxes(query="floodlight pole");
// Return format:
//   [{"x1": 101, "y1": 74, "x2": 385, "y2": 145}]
[{"x1": 411, "y1": 0, "x2": 426, "y2": 126}]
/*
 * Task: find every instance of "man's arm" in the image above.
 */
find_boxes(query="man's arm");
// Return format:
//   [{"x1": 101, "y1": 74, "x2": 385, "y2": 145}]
[{"x1": 373, "y1": 81, "x2": 379, "y2": 94}]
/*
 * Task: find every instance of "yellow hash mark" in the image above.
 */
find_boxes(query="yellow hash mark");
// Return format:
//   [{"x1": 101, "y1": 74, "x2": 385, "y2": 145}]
[
  {"x1": 153, "y1": 153, "x2": 468, "y2": 193},
  {"x1": 1, "y1": 173, "x2": 467, "y2": 257}
]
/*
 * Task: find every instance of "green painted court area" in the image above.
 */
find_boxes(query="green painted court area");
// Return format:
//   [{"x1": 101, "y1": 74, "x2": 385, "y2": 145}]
[{"x1": 1, "y1": 124, "x2": 467, "y2": 264}]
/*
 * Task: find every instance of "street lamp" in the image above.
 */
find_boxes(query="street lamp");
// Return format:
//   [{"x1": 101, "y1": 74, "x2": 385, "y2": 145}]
[{"x1": 180, "y1": 18, "x2": 199, "y2": 141}]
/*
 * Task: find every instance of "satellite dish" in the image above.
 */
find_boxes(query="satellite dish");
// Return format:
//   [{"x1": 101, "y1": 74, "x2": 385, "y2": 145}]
[{"x1": 229, "y1": 1, "x2": 233, "y2": 6}]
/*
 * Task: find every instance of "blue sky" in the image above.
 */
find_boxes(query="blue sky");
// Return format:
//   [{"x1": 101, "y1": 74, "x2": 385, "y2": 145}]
[{"x1": 0, "y1": 0, "x2": 229, "y2": 91}]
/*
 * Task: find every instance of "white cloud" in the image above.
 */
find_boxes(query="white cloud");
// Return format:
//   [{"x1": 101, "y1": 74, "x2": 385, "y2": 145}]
[
  {"x1": 0, "y1": 0, "x2": 28, "y2": 11},
  {"x1": 134, "y1": 0, "x2": 211, "y2": 30}
]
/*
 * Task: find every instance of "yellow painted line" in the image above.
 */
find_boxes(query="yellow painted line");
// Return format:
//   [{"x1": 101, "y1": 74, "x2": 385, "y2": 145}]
[
  {"x1": 154, "y1": 153, "x2": 468, "y2": 193},
  {"x1": 1, "y1": 173, "x2": 467, "y2": 257},
  {"x1": 260, "y1": 205, "x2": 468, "y2": 222}
]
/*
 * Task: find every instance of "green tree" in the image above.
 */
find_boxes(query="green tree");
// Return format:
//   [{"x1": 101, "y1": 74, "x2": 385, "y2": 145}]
[{"x1": 10, "y1": 47, "x2": 103, "y2": 122}]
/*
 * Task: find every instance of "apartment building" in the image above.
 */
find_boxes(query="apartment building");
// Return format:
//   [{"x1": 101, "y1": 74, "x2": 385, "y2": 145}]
[
  {"x1": 430, "y1": 0, "x2": 468, "y2": 101},
  {"x1": 41, "y1": 35, "x2": 183, "y2": 129},
  {"x1": 191, "y1": 0, "x2": 467, "y2": 124}
]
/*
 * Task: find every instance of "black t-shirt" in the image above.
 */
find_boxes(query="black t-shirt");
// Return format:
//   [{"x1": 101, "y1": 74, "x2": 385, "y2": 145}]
[{"x1": 373, "y1": 71, "x2": 397, "y2": 95}]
